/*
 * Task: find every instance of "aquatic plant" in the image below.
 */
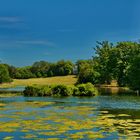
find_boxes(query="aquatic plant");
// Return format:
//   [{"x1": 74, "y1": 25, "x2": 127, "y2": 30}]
[{"x1": 0, "y1": 99, "x2": 140, "y2": 139}]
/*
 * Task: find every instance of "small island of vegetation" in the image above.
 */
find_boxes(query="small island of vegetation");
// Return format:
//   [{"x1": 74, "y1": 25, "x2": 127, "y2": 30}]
[{"x1": 23, "y1": 83, "x2": 98, "y2": 97}]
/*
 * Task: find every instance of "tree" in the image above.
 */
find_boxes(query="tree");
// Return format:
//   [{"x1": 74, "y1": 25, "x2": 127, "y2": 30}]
[
  {"x1": 115, "y1": 41, "x2": 140, "y2": 86},
  {"x1": 76, "y1": 59, "x2": 94, "y2": 74},
  {"x1": 127, "y1": 55, "x2": 140, "y2": 92},
  {"x1": 94, "y1": 41, "x2": 115, "y2": 84},
  {"x1": 15, "y1": 67, "x2": 35, "y2": 79},
  {"x1": 54, "y1": 60, "x2": 74, "y2": 76},
  {"x1": 0, "y1": 64, "x2": 12, "y2": 83},
  {"x1": 31, "y1": 61, "x2": 50, "y2": 77},
  {"x1": 8, "y1": 65, "x2": 17, "y2": 78},
  {"x1": 77, "y1": 61, "x2": 100, "y2": 84}
]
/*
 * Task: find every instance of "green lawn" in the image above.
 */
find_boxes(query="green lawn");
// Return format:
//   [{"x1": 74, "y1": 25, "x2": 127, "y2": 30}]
[{"x1": 0, "y1": 75, "x2": 77, "y2": 88}]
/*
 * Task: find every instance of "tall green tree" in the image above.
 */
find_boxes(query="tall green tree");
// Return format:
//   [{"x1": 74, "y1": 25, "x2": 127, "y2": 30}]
[
  {"x1": 127, "y1": 55, "x2": 140, "y2": 92},
  {"x1": 115, "y1": 41, "x2": 140, "y2": 86},
  {"x1": 94, "y1": 41, "x2": 115, "y2": 84},
  {"x1": 0, "y1": 64, "x2": 12, "y2": 83}
]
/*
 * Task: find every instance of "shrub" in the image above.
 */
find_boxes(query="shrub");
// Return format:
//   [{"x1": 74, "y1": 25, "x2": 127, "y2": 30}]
[
  {"x1": 23, "y1": 86, "x2": 38, "y2": 96},
  {"x1": 74, "y1": 83, "x2": 98, "y2": 96},
  {"x1": 23, "y1": 83, "x2": 98, "y2": 97},
  {"x1": 0, "y1": 64, "x2": 12, "y2": 83},
  {"x1": 51, "y1": 85, "x2": 73, "y2": 96},
  {"x1": 23, "y1": 85, "x2": 51, "y2": 96}
]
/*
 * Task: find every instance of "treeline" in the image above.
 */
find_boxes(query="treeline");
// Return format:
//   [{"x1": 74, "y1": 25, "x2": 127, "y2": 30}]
[
  {"x1": 77, "y1": 41, "x2": 140, "y2": 92},
  {"x1": 0, "y1": 60, "x2": 74, "y2": 83}
]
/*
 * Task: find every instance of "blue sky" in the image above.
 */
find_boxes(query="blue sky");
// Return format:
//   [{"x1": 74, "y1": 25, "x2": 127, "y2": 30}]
[{"x1": 0, "y1": 0, "x2": 140, "y2": 66}]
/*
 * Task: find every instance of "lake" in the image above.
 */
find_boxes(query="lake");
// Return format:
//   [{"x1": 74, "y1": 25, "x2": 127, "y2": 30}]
[{"x1": 0, "y1": 92, "x2": 140, "y2": 139}]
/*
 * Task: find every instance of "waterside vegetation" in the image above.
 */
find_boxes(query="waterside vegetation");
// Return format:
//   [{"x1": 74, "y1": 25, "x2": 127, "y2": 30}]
[
  {"x1": 23, "y1": 83, "x2": 98, "y2": 97},
  {"x1": 1, "y1": 41, "x2": 140, "y2": 94}
]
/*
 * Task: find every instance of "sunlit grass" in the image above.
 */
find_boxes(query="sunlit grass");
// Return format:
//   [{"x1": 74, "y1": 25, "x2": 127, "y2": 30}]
[{"x1": 0, "y1": 75, "x2": 77, "y2": 88}]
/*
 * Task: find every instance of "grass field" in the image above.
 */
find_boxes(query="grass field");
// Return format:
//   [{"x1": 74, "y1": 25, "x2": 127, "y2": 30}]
[{"x1": 0, "y1": 75, "x2": 77, "y2": 88}]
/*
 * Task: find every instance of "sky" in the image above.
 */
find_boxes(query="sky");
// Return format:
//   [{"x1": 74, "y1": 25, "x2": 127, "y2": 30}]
[{"x1": 0, "y1": 0, "x2": 140, "y2": 66}]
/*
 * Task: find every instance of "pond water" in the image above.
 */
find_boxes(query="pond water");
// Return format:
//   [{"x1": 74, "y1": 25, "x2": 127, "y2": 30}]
[
  {"x1": 0, "y1": 86, "x2": 25, "y2": 92},
  {"x1": 0, "y1": 94, "x2": 140, "y2": 140}
]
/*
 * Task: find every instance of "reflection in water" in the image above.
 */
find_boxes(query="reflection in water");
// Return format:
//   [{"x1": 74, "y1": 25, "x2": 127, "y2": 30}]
[
  {"x1": 0, "y1": 86, "x2": 25, "y2": 92},
  {"x1": 0, "y1": 95, "x2": 140, "y2": 139}
]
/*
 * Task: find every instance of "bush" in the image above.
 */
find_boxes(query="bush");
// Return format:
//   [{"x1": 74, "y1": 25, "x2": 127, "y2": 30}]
[
  {"x1": 0, "y1": 64, "x2": 12, "y2": 83},
  {"x1": 74, "y1": 83, "x2": 98, "y2": 96},
  {"x1": 51, "y1": 85, "x2": 73, "y2": 96},
  {"x1": 23, "y1": 85, "x2": 51, "y2": 96},
  {"x1": 23, "y1": 83, "x2": 98, "y2": 97}
]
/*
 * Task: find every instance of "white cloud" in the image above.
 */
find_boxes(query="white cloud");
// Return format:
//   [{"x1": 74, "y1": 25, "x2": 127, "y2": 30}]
[{"x1": 0, "y1": 16, "x2": 21, "y2": 23}]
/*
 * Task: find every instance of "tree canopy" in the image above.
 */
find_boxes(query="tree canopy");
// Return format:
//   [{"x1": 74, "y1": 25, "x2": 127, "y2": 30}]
[
  {"x1": 77, "y1": 41, "x2": 140, "y2": 92},
  {"x1": 0, "y1": 64, "x2": 12, "y2": 83}
]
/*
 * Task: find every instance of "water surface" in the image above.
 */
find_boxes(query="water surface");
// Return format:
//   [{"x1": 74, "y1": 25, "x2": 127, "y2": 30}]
[{"x1": 0, "y1": 95, "x2": 140, "y2": 140}]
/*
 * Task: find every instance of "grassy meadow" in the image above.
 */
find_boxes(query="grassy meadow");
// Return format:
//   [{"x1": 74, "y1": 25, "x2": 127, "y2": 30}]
[{"x1": 0, "y1": 75, "x2": 77, "y2": 88}]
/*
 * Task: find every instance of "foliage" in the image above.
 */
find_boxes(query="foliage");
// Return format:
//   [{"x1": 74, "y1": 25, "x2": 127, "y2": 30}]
[
  {"x1": 115, "y1": 42, "x2": 140, "y2": 86},
  {"x1": 77, "y1": 41, "x2": 140, "y2": 90},
  {"x1": 53, "y1": 60, "x2": 74, "y2": 76},
  {"x1": 15, "y1": 67, "x2": 35, "y2": 79},
  {"x1": 6, "y1": 60, "x2": 74, "y2": 79},
  {"x1": 30, "y1": 61, "x2": 50, "y2": 78},
  {"x1": 23, "y1": 83, "x2": 98, "y2": 97},
  {"x1": 51, "y1": 85, "x2": 73, "y2": 96},
  {"x1": 77, "y1": 62, "x2": 100, "y2": 84},
  {"x1": 127, "y1": 55, "x2": 140, "y2": 91},
  {"x1": 94, "y1": 41, "x2": 115, "y2": 84},
  {"x1": 73, "y1": 83, "x2": 98, "y2": 96},
  {"x1": 24, "y1": 85, "x2": 52, "y2": 96},
  {"x1": 76, "y1": 59, "x2": 93, "y2": 74},
  {"x1": 0, "y1": 64, "x2": 12, "y2": 83}
]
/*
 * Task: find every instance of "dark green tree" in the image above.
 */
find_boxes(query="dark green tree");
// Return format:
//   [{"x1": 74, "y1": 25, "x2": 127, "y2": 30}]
[
  {"x1": 15, "y1": 67, "x2": 35, "y2": 79},
  {"x1": 0, "y1": 64, "x2": 12, "y2": 83},
  {"x1": 115, "y1": 41, "x2": 140, "y2": 86},
  {"x1": 94, "y1": 41, "x2": 115, "y2": 84},
  {"x1": 55, "y1": 60, "x2": 74, "y2": 76},
  {"x1": 77, "y1": 61, "x2": 100, "y2": 84},
  {"x1": 127, "y1": 55, "x2": 140, "y2": 92},
  {"x1": 31, "y1": 61, "x2": 50, "y2": 77}
]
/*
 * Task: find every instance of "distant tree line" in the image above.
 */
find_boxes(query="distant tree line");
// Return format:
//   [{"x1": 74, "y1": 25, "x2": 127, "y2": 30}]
[{"x1": 0, "y1": 60, "x2": 74, "y2": 83}]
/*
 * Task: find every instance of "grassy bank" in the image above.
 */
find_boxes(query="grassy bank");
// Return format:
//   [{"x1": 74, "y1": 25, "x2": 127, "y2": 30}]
[{"x1": 0, "y1": 75, "x2": 77, "y2": 88}]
